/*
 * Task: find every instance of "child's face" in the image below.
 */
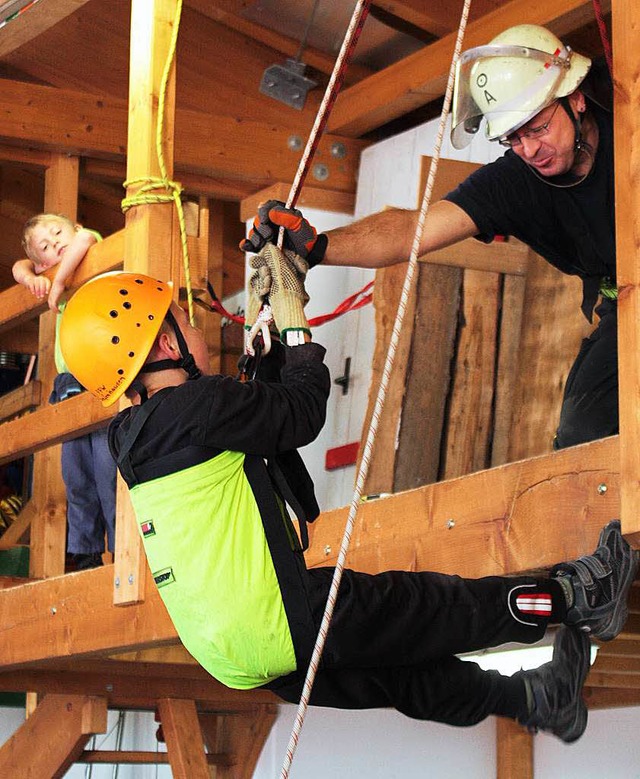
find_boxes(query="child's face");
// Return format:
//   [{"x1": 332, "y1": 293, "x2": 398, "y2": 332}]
[{"x1": 25, "y1": 219, "x2": 78, "y2": 272}]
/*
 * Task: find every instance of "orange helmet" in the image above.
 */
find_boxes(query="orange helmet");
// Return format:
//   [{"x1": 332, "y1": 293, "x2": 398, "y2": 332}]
[{"x1": 59, "y1": 272, "x2": 173, "y2": 407}]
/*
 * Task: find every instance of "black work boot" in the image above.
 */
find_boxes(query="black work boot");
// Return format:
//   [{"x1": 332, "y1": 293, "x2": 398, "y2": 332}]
[
  {"x1": 515, "y1": 626, "x2": 590, "y2": 743},
  {"x1": 552, "y1": 520, "x2": 639, "y2": 642}
]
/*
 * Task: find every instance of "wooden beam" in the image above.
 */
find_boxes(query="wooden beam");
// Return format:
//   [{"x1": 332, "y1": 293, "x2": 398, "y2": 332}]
[
  {"x1": 79, "y1": 750, "x2": 234, "y2": 766},
  {"x1": 371, "y1": 0, "x2": 508, "y2": 37},
  {"x1": 0, "y1": 391, "x2": 113, "y2": 467},
  {"x1": 0, "y1": 1, "x2": 92, "y2": 57},
  {"x1": 0, "y1": 437, "x2": 622, "y2": 667},
  {"x1": 0, "y1": 693, "x2": 107, "y2": 779},
  {"x1": 0, "y1": 566, "x2": 178, "y2": 667},
  {"x1": 612, "y1": 0, "x2": 640, "y2": 547},
  {"x1": 157, "y1": 698, "x2": 210, "y2": 778},
  {"x1": 420, "y1": 237, "x2": 529, "y2": 276},
  {"x1": 0, "y1": 380, "x2": 41, "y2": 424},
  {"x1": 189, "y1": 0, "x2": 372, "y2": 83},
  {"x1": 0, "y1": 661, "x2": 277, "y2": 709},
  {"x1": 496, "y1": 718, "x2": 533, "y2": 779},
  {"x1": 0, "y1": 79, "x2": 365, "y2": 192},
  {"x1": 240, "y1": 182, "x2": 355, "y2": 222},
  {"x1": 306, "y1": 435, "x2": 620, "y2": 577},
  {"x1": 328, "y1": 0, "x2": 609, "y2": 136}
]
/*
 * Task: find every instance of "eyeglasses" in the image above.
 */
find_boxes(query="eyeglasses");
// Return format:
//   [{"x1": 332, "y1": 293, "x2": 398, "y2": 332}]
[{"x1": 498, "y1": 102, "x2": 561, "y2": 148}]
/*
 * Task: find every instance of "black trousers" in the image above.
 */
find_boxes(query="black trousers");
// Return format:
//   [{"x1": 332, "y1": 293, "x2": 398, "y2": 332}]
[
  {"x1": 555, "y1": 298, "x2": 618, "y2": 449},
  {"x1": 267, "y1": 567, "x2": 549, "y2": 727}
]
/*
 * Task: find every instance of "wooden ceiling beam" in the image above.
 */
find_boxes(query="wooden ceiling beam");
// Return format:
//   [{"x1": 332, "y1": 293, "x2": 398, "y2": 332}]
[
  {"x1": 0, "y1": 0, "x2": 92, "y2": 58},
  {"x1": 0, "y1": 78, "x2": 365, "y2": 193},
  {"x1": 371, "y1": 0, "x2": 503, "y2": 38},
  {"x1": 189, "y1": 0, "x2": 372, "y2": 83},
  {"x1": 328, "y1": 0, "x2": 609, "y2": 137}
]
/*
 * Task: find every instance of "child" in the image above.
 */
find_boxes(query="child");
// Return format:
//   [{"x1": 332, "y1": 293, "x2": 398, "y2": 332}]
[
  {"x1": 13, "y1": 214, "x2": 116, "y2": 570},
  {"x1": 58, "y1": 253, "x2": 638, "y2": 742}
]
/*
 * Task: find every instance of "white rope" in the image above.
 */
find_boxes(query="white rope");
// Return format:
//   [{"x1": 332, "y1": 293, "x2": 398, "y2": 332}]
[{"x1": 279, "y1": 1, "x2": 474, "y2": 776}]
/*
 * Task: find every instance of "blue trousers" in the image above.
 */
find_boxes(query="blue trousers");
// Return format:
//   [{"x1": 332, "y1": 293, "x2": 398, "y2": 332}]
[{"x1": 62, "y1": 428, "x2": 116, "y2": 554}]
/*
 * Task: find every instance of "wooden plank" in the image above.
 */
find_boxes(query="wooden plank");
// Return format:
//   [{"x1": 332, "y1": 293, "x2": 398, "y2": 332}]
[
  {"x1": 0, "y1": 391, "x2": 113, "y2": 467},
  {"x1": 0, "y1": 693, "x2": 107, "y2": 779},
  {"x1": 328, "y1": 0, "x2": 608, "y2": 136},
  {"x1": 0, "y1": 229, "x2": 125, "y2": 334},
  {"x1": 0, "y1": 501, "x2": 36, "y2": 550},
  {"x1": 85, "y1": 158, "x2": 257, "y2": 202},
  {"x1": 393, "y1": 263, "x2": 460, "y2": 490},
  {"x1": 0, "y1": 566, "x2": 178, "y2": 667},
  {"x1": 358, "y1": 260, "x2": 419, "y2": 495},
  {"x1": 200, "y1": 706, "x2": 278, "y2": 779},
  {"x1": 441, "y1": 268, "x2": 500, "y2": 480},
  {"x1": 612, "y1": 0, "x2": 640, "y2": 547},
  {"x1": 0, "y1": 380, "x2": 41, "y2": 424},
  {"x1": 491, "y1": 274, "x2": 527, "y2": 467},
  {"x1": 0, "y1": 79, "x2": 365, "y2": 193},
  {"x1": 157, "y1": 698, "x2": 210, "y2": 779},
  {"x1": 240, "y1": 182, "x2": 355, "y2": 222},
  {"x1": 584, "y1": 687, "x2": 640, "y2": 709},
  {"x1": 505, "y1": 255, "x2": 591, "y2": 462},
  {"x1": 420, "y1": 237, "x2": 530, "y2": 276},
  {"x1": 306, "y1": 435, "x2": 620, "y2": 576},
  {"x1": 79, "y1": 750, "x2": 234, "y2": 765},
  {"x1": 496, "y1": 718, "x2": 533, "y2": 779},
  {"x1": 0, "y1": 663, "x2": 276, "y2": 709}
]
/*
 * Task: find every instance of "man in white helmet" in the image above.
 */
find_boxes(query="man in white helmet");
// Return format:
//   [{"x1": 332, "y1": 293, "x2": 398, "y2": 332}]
[{"x1": 243, "y1": 25, "x2": 615, "y2": 450}]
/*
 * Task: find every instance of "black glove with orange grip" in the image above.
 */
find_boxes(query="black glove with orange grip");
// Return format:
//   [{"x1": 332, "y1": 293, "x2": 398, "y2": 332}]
[{"x1": 239, "y1": 200, "x2": 328, "y2": 268}]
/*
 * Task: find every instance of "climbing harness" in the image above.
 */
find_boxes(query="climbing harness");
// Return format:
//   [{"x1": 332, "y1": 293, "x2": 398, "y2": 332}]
[
  {"x1": 120, "y1": 0, "x2": 196, "y2": 326},
  {"x1": 278, "y1": 0, "x2": 472, "y2": 775}
]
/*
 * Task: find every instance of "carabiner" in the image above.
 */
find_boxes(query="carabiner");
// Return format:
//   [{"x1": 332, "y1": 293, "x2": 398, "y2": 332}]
[{"x1": 245, "y1": 304, "x2": 273, "y2": 357}]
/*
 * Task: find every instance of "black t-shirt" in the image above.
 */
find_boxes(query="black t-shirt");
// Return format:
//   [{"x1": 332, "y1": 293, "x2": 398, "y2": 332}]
[{"x1": 444, "y1": 103, "x2": 614, "y2": 320}]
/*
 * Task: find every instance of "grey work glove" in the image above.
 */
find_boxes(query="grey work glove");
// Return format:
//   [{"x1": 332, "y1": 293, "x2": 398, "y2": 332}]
[{"x1": 252, "y1": 244, "x2": 310, "y2": 339}]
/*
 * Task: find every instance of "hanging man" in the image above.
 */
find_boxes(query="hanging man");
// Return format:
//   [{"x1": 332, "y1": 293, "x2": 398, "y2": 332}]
[{"x1": 242, "y1": 24, "x2": 615, "y2": 450}]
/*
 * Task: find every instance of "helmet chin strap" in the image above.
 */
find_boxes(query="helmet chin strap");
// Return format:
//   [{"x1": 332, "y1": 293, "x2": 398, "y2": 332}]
[
  {"x1": 558, "y1": 95, "x2": 583, "y2": 152},
  {"x1": 136, "y1": 308, "x2": 202, "y2": 395}
]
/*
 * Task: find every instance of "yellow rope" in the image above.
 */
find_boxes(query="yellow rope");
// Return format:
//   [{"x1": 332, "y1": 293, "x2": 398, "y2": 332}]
[{"x1": 121, "y1": 0, "x2": 195, "y2": 325}]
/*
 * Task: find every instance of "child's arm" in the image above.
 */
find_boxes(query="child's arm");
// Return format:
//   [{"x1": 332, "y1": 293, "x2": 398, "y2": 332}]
[
  {"x1": 12, "y1": 259, "x2": 50, "y2": 299},
  {"x1": 48, "y1": 228, "x2": 98, "y2": 312}
]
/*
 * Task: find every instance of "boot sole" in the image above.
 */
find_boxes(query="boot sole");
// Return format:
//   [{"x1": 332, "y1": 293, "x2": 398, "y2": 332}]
[
  {"x1": 592, "y1": 520, "x2": 640, "y2": 642},
  {"x1": 554, "y1": 627, "x2": 590, "y2": 742}
]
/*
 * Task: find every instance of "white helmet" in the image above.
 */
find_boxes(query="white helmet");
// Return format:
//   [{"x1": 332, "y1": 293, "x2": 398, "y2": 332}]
[{"x1": 451, "y1": 25, "x2": 591, "y2": 149}]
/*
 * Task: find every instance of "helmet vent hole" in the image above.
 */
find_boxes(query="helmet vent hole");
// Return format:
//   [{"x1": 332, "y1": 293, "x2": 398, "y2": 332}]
[
  {"x1": 119, "y1": 289, "x2": 128, "y2": 296},
  {"x1": 148, "y1": 314, "x2": 155, "y2": 321},
  {"x1": 135, "y1": 279, "x2": 143, "y2": 285},
  {"x1": 128, "y1": 351, "x2": 134, "y2": 358},
  {"x1": 109, "y1": 310, "x2": 118, "y2": 318},
  {"x1": 136, "y1": 323, "x2": 141, "y2": 328},
  {"x1": 111, "y1": 336, "x2": 120, "y2": 345},
  {"x1": 123, "y1": 301, "x2": 132, "y2": 309},
  {"x1": 117, "y1": 369, "x2": 124, "y2": 375}
]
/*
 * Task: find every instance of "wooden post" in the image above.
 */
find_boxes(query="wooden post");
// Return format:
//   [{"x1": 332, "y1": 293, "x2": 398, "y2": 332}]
[
  {"x1": 612, "y1": 0, "x2": 640, "y2": 546},
  {"x1": 30, "y1": 153, "x2": 81, "y2": 580},
  {"x1": 115, "y1": 0, "x2": 181, "y2": 606},
  {"x1": 496, "y1": 718, "x2": 533, "y2": 779}
]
